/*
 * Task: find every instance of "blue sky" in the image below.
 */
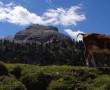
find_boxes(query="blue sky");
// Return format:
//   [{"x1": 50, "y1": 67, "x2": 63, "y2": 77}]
[{"x1": 0, "y1": 0, "x2": 110, "y2": 37}]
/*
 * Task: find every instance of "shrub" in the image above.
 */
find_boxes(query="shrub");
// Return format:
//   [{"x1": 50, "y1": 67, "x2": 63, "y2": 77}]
[
  {"x1": 88, "y1": 75, "x2": 110, "y2": 90},
  {"x1": 48, "y1": 76, "x2": 86, "y2": 90},
  {"x1": 11, "y1": 66, "x2": 22, "y2": 79},
  {"x1": 22, "y1": 72, "x2": 52, "y2": 90},
  {"x1": 0, "y1": 76, "x2": 26, "y2": 90},
  {"x1": 0, "y1": 61, "x2": 8, "y2": 76}
]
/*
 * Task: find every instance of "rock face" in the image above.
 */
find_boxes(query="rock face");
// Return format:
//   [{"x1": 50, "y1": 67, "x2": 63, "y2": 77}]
[{"x1": 14, "y1": 24, "x2": 72, "y2": 43}]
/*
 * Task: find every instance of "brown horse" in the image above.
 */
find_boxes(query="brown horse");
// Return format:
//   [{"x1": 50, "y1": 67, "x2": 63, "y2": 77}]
[{"x1": 76, "y1": 33, "x2": 110, "y2": 66}]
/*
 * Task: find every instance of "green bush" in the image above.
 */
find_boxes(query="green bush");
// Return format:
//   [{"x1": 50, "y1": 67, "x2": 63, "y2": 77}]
[
  {"x1": 0, "y1": 61, "x2": 8, "y2": 76},
  {"x1": 48, "y1": 76, "x2": 86, "y2": 90},
  {"x1": 0, "y1": 76, "x2": 26, "y2": 90},
  {"x1": 22, "y1": 72, "x2": 52, "y2": 90},
  {"x1": 88, "y1": 75, "x2": 110, "y2": 90},
  {"x1": 7, "y1": 64, "x2": 110, "y2": 90},
  {"x1": 11, "y1": 66, "x2": 22, "y2": 79}
]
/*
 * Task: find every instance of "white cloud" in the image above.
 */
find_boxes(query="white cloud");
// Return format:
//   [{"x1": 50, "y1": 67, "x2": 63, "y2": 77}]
[
  {"x1": 0, "y1": 2, "x2": 44, "y2": 25},
  {"x1": 0, "y1": 1, "x2": 86, "y2": 26},
  {"x1": 64, "y1": 29, "x2": 85, "y2": 41},
  {"x1": 43, "y1": 6, "x2": 86, "y2": 26}
]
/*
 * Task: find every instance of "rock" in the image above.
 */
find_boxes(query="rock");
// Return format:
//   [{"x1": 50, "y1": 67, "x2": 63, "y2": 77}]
[{"x1": 14, "y1": 24, "x2": 72, "y2": 43}]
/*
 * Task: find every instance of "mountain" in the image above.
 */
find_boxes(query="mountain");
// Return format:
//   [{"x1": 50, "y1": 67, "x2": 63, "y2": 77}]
[{"x1": 14, "y1": 24, "x2": 72, "y2": 43}]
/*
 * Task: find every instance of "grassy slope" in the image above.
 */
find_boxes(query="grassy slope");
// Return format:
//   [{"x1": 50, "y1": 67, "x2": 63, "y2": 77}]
[{"x1": 3, "y1": 64, "x2": 110, "y2": 90}]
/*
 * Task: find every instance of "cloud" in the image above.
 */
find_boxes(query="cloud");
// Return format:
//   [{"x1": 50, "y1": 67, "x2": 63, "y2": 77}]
[
  {"x1": 64, "y1": 29, "x2": 85, "y2": 41},
  {"x1": 0, "y1": 1, "x2": 86, "y2": 26},
  {"x1": 43, "y1": 6, "x2": 86, "y2": 26},
  {"x1": 0, "y1": 2, "x2": 44, "y2": 25}
]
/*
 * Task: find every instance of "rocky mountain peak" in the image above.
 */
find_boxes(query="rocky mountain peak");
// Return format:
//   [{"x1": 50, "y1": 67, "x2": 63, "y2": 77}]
[{"x1": 14, "y1": 24, "x2": 72, "y2": 43}]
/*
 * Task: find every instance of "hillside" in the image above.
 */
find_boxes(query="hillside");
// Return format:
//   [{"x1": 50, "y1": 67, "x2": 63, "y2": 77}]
[
  {"x1": 0, "y1": 62, "x2": 109, "y2": 90},
  {"x1": 0, "y1": 24, "x2": 110, "y2": 90},
  {"x1": 14, "y1": 24, "x2": 72, "y2": 43},
  {"x1": 0, "y1": 33, "x2": 86, "y2": 65}
]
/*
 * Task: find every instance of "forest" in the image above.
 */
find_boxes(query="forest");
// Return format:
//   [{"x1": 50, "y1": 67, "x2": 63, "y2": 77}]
[
  {"x1": 0, "y1": 38, "x2": 109, "y2": 66},
  {"x1": 0, "y1": 39, "x2": 84, "y2": 65},
  {"x1": 0, "y1": 38, "x2": 110, "y2": 90}
]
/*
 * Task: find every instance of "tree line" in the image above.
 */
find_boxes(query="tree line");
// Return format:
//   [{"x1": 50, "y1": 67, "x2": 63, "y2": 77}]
[
  {"x1": 0, "y1": 39, "x2": 85, "y2": 66},
  {"x1": 0, "y1": 39, "x2": 109, "y2": 66}
]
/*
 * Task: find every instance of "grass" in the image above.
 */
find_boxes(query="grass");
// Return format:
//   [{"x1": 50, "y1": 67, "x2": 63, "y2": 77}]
[{"x1": 2, "y1": 63, "x2": 110, "y2": 90}]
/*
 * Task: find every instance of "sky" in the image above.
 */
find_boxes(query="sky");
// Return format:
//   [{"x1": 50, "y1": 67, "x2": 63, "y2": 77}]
[{"x1": 0, "y1": 0, "x2": 110, "y2": 38}]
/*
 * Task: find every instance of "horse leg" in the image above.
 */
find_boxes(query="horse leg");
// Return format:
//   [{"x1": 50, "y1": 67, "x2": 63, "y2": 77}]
[
  {"x1": 84, "y1": 50, "x2": 91, "y2": 66},
  {"x1": 84, "y1": 49, "x2": 96, "y2": 67},
  {"x1": 91, "y1": 55, "x2": 96, "y2": 67}
]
